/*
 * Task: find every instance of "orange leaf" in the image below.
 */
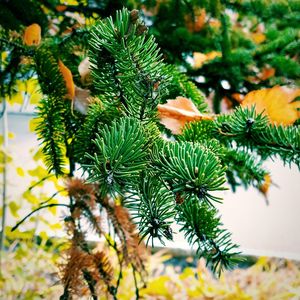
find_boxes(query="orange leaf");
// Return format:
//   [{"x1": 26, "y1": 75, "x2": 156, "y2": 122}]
[
  {"x1": 259, "y1": 67, "x2": 276, "y2": 81},
  {"x1": 158, "y1": 96, "x2": 213, "y2": 134},
  {"x1": 185, "y1": 8, "x2": 206, "y2": 33},
  {"x1": 56, "y1": 5, "x2": 67, "y2": 12},
  {"x1": 209, "y1": 19, "x2": 221, "y2": 28},
  {"x1": 259, "y1": 174, "x2": 271, "y2": 196},
  {"x1": 231, "y1": 93, "x2": 244, "y2": 103},
  {"x1": 205, "y1": 51, "x2": 221, "y2": 61},
  {"x1": 23, "y1": 23, "x2": 41, "y2": 46},
  {"x1": 241, "y1": 86, "x2": 300, "y2": 125},
  {"x1": 193, "y1": 52, "x2": 207, "y2": 69},
  {"x1": 251, "y1": 32, "x2": 266, "y2": 44},
  {"x1": 193, "y1": 51, "x2": 221, "y2": 69},
  {"x1": 58, "y1": 60, "x2": 75, "y2": 100}
]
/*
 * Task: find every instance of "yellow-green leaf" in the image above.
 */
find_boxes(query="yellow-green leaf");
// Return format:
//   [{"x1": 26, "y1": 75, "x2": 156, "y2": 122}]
[
  {"x1": 16, "y1": 167, "x2": 25, "y2": 177},
  {"x1": 48, "y1": 200, "x2": 58, "y2": 215},
  {"x1": 8, "y1": 201, "x2": 21, "y2": 218},
  {"x1": 29, "y1": 117, "x2": 43, "y2": 132},
  {"x1": 28, "y1": 165, "x2": 48, "y2": 179},
  {"x1": 140, "y1": 276, "x2": 171, "y2": 297},
  {"x1": 0, "y1": 150, "x2": 13, "y2": 163},
  {"x1": 8, "y1": 132, "x2": 15, "y2": 139},
  {"x1": 39, "y1": 230, "x2": 49, "y2": 241},
  {"x1": 49, "y1": 223, "x2": 62, "y2": 230},
  {"x1": 23, "y1": 190, "x2": 39, "y2": 205},
  {"x1": 33, "y1": 149, "x2": 43, "y2": 162}
]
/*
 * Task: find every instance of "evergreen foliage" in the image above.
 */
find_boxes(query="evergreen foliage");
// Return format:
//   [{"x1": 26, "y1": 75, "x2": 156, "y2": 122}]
[
  {"x1": 1, "y1": 1, "x2": 299, "y2": 299},
  {"x1": 84, "y1": 117, "x2": 149, "y2": 195},
  {"x1": 137, "y1": 0, "x2": 300, "y2": 112},
  {"x1": 90, "y1": 9, "x2": 170, "y2": 121},
  {"x1": 126, "y1": 175, "x2": 176, "y2": 246}
]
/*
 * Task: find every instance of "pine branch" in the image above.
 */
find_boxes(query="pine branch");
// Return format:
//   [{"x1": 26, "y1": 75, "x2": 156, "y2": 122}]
[
  {"x1": 216, "y1": 106, "x2": 300, "y2": 168},
  {"x1": 89, "y1": 8, "x2": 170, "y2": 121},
  {"x1": 254, "y1": 28, "x2": 298, "y2": 57},
  {"x1": 179, "y1": 120, "x2": 216, "y2": 143},
  {"x1": 222, "y1": 148, "x2": 267, "y2": 190},
  {"x1": 74, "y1": 102, "x2": 117, "y2": 165},
  {"x1": 34, "y1": 47, "x2": 66, "y2": 97},
  {"x1": 176, "y1": 196, "x2": 241, "y2": 276},
  {"x1": 163, "y1": 65, "x2": 209, "y2": 113},
  {"x1": 35, "y1": 97, "x2": 68, "y2": 175},
  {"x1": 83, "y1": 117, "x2": 149, "y2": 196},
  {"x1": 152, "y1": 141, "x2": 227, "y2": 205},
  {"x1": 180, "y1": 120, "x2": 267, "y2": 190},
  {"x1": 125, "y1": 175, "x2": 175, "y2": 246}
]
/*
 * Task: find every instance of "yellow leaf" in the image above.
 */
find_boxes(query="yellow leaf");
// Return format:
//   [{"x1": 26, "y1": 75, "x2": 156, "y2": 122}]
[
  {"x1": 8, "y1": 132, "x2": 15, "y2": 139},
  {"x1": 255, "y1": 256, "x2": 269, "y2": 268},
  {"x1": 251, "y1": 32, "x2": 266, "y2": 44},
  {"x1": 23, "y1": 23, "x2": 41, "y2": 46},
  {"x1": 0, "y1": 150, "x2": 13, "y2": 163},
  {"x1": 30, "y1": 91, "x2": 42, "y2": 104},
  {"x1": 16, "y1": 167, "x2": 25, "y2": 177},
  {"x1": 8, "y1": 201, "x2": 21, "y2": 218},
  {"x1": 158, "y1": 96, "x2": 213, "y2": 134},
  {"x1": 9, "y1": 92, "x2": 23, "y2": 105},
  {"x1": 0, "y1": 207, "x2": 2, "y2": 217},
  {"x1": 140, "y1": 276, "x2": 171, "y2": 297},
  {"x1": 39, "y1": 230, "x2": 49, "y2": 241},
  {"x1": 1, "y1": 51, "x2": 8, "y2": 61},
  {"x1": 28, "y1": 165, "x2": 48, "y2": 178},
  {"x1": 63, "y1": 0, "x2": 79, "y2": 5},
  {"x1": 48, "y1": 200, "x2": 58, "y2": 215},
  {"x1": 23, "y1": 190, "x2": 39, "y2": 205},
  {"x1": 49, "y1": 223, "x2": 63, "y2": 230},
  {"x1": 58, "y1": 59, "x2": 75, "y2": 100},
  {"x1": 25, "y1": 78, "x2": 39, "y2": 94},
  {"x1": 5, "y1": 227, "x2": 34, "y2": 240},
  {"x1": 29, "y1": 117, "x2": 43, "y2": 132},
  {"x1": 241, "y1": 86, "x2": 300, "y2": 125},
  {"x1": 16, "y1": 80, "x2": 27, "y2": 91},
  {"x1": 33, "y1": 149, "x2": 43, "y2": 161},
  {"x1": 179, "y1": 267, "x2": 195, "y2": 280},
  {"x1": 104, "y1": 234, "x2": 115, "y2": 247}
]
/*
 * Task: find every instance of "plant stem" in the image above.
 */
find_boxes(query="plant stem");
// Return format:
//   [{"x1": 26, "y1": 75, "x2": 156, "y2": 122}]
[
  {"x1": 11, "y1": 203, "x2": 69, "y2": 232},
  {"x1": 0, "y1": 98, "x2": 8, "y2": 272},
  {"x1": 132, "y1": 265, "x2": 140, "y2": 300}
]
